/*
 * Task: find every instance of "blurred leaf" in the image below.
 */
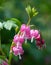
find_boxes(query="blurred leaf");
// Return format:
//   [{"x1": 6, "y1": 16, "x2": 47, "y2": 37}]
[
  {"x1": 0, "y1": 56, "x2": 6, "y2": 61},
  {"x1": 32, "y1": 8, "x2": 36, "y2": 13},
  {"x1": 0, "y1": 22, "x2": 3, "y2": 29},
  {"x1": 13, "y1": 54, "x2": 19, "y2": 62},
  {"x1": 3, "y1": 20, "x2": 17, "y2": 30},
  {"x1": 2, "y1": 43, "x2": 10, "y2": 57},
  {"x1": 10, "y1": 18, "x2": 21, "y2": 27},
  {"x1": 32, "y1": 7, "x2": 38, "y2": 16},
  {"x1": 25, "y1": 5, "x2": 31, "y2": 16},
  {"x1": 33, "y1": 12, "x2": 38, "y2": 16}
]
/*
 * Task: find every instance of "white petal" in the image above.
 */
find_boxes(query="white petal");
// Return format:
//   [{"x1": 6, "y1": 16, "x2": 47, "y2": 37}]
[
  {"x1": 19, "y1": 54, "x2": 21, "y2": 59},
  {"x1": 25, "y1": 38, "x2": 27, "y2": 44},
  {"x1": 31, "y1": 37, "x2": 34, "y2": 43},
  {"x1": 16, "y1": 42, "x2": 20, "y2": 48}
]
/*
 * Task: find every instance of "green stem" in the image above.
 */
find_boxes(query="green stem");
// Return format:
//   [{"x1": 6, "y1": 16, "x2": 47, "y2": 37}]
[
  {"x1": 8, "y1": 42, "x2": 13, "y2": 65},
  {"x1": 27, "y1": 16, "x2": 31, "y2": 25},
  {"x1": 8, "y1": 53, "x2": 12, "y2": 65}
]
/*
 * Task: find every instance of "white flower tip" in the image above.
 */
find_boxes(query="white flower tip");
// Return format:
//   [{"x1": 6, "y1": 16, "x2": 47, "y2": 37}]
[
  {"x1": 19, "y1": 54, "x2": 22, "y2": 60},
  {"x1": 10, "y1": 50, "x2": 12, "y2": 53},
  {"x1": 31, "y1": 37, "x2": 34, "y2": 43},
  {"x1": 25, "y1": 38, "x2": 27, "y2": 44}
]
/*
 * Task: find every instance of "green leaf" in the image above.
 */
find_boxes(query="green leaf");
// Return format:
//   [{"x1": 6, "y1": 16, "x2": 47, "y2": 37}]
[
  {"x1": 33, "y1": 12, "x2": 38, "y2": 16},
  {"x1": 25, "y1": 5, "x2": 31, "y2": 16},
  {"x1": 3, "y1": 20, "x2": 18, "y2": 30},
  {"x1": 32, "y1": 7, "x2": 38, "y2": 16},
  {"x1": 13, "y1": 54, "x2": 19, "y2": 62},
  {"x1": 0, "y1": 56, "x2": 6, "y2": 61},
  {"x1": 2, "y1": 43, "x2": 11, "y2": 57},
  {"x1": 26, "y1": 5, "x2": 38, "y2": 18},
  {"x1": 10, "y1": 18, "x2": 21, "y2": 27},
  {"x1": 32, "y1": 8, "x2": 36, "y2": 13}
]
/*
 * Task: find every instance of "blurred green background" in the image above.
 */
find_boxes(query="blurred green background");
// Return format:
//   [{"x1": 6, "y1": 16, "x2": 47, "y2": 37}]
[{"x1": 0, "y1": 0, "x2": 51, "y2": 65}]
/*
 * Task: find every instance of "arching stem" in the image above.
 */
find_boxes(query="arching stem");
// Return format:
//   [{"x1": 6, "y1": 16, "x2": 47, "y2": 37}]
[{"x1": 27, "y1": 16, "x2": 31, "y2": 25}]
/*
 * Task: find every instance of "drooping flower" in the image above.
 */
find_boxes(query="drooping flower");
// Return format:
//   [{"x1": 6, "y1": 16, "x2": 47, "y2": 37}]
[
  {"x1": 13, "y1": 34, "x2": 24, "y2": 44},
  {"x1": 20, "y1": 24, "x2": 30, "y2": 38},
  {"x1": 30, "y1": 29, "x2": 39, "y2": 42},
  {"x1": 30, "y1": 29, "x2": 35, "y2": 42},
  {"x1": 20, "y1": 24, "x2": 31, "y2": 43},
  {"x1": 32, "y1": 30, "x2": 39, "y2": 38},
  {"x1": 35, "y1": 34, "x2": 41, "y2": 41},
  {"x1": 20, "y1": 24, "x2": 26, "y2": 32},
  {"x1": 13, "y1": 43, "x2": 24, "y2": 59},
  {"x1": 25, "y1": 26, "x2": 31, "y2": 39},
  {"x1": 36, "y1": 39, "x2": 45, "y2": 49}
]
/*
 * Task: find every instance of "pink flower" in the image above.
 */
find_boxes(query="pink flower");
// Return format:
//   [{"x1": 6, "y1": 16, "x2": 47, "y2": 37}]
[
  {"x1": 13, "y1": 34, "x2": 24, "y2": 44},
  {"x1": 30, "y1": 29, "x2": 34, "y2": 42},
  {"x1": 1, "y1": 60, "x2": 8, "y2": 65},
  {"x1": 33, "y1": 30, "x2": 39, "y2": 38},
  {"x1": 20, "y1": 24, "x2": 31, "y2": 43},
  {"x1": 30, "y1": 29, "x2": 39, "y2": 42},
  {"x1": 20, "y1": 24, "x2": 30, "y2": 38},
  {"x1": 20, "y1": 24, "x2": 26, "y2": 32},
  {"x1": 25, "y1": 26, "x2": 30, "y2": 34},
  {"x1": 30, "y1": 30, "x2": 39, "y2": 38},
  {"x1": 25, "y1": 26, "x2": 31, "y2": 39},
  {"x1": 20, "y1": 24, "x2": 30, "y2": 32},
  {"x1": 36, "y1": 39, "x2": 45, "y2": 49},
  {"x1": 13, "y1": 44, "x2": 24, "y2": 59},
  {"x1": 36, "y1": 34, "x2": 41, "y2": 41}
]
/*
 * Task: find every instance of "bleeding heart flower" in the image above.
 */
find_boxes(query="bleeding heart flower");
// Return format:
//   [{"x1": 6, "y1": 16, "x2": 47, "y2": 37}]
[
  {"x1": 20, "y1": 24, "x2": 26, "y2": 32},
  {"x1": 36, "y1": 39, "x2": 45, "y2": 49},
  {"x1": 30, "y1": 29, "x2": 39, "y2": 42},
  {"x1": 20, "y1": 24, "x2": 31, "y2": 43},
  {"x1": 13, "y1": 44, "x2": 24, "y2": 59},
  {"x1": 13, "y1": 34, "x2": 24, "y2": 44}
]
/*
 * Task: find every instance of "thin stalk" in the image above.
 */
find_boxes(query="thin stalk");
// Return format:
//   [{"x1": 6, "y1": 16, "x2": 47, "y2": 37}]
[
  {"x1": 27, "y1": 16, "x2": 31, "y2": 25},
  {"x1": 8, "y1": 42, "x2": 13, "y2": 65},
  {"x1": 8, "y1": 53, "x2": 12, "y2": 65}
]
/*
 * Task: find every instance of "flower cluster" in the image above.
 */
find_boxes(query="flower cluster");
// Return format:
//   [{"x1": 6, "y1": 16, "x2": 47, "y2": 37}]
[
  {"x1": 12, "y1": 24, "x2": 45, "y2": 59},
  {"x1": 12, "y1": 34, "x2": 24, "y2": 59}
]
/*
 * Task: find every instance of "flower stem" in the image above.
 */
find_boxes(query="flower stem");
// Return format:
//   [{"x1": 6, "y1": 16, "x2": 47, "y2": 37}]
[
  {"x1": 8, "y1": 42, "x2": 13, "y2": 65},
  {"x1": 27, "y1": 16, "x2": 31, "y2": 25},
  {"x1": 8, "y1": 53, "x2": 12, "y2": 65}
]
